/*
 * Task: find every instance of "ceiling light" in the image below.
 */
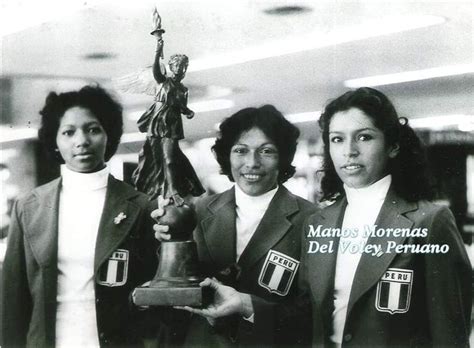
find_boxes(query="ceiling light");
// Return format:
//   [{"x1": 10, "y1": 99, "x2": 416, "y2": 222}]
[
  {"x1": 285, "y1": 111, "x2": 320, "y2": 124},
  {"x1": 409, "y1": 114, "x2": 474, "y2": 131},
  {"x1": 120, "y1": 132, "x2": 146, "y2": 143},
  {"x1": 126, "y1": 99, "x2": 234, "y2": 121},
  {"x1": 82, "y1": 52, "x2": 117, "y2": 60},
  {"x1": 188, "y1": 15, "x2": 445, "y2": 72},
  {"x1": 188, "y1": 99, "x2": 235, "y2": 113},
  {"x1": 263, "y1": 5, "x2": 312, "y2": 16},
  {"x1": 344, "y1": 63, "x2": 474, "y2": 87},
  {"x1": 0, "y1": 126, "x2": 37, "y2": 143}
]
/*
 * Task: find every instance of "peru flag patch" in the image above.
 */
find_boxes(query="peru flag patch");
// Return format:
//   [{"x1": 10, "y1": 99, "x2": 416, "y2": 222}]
[
  {"x1": 375, "y1": 268, "x2": 413, "y2": 314},
  {"x1": 97, "y1": 249, "x2": 129, "y2": 287},
  {"x1": 258, "y1": 250, "x2": 299, "y2": 296}
]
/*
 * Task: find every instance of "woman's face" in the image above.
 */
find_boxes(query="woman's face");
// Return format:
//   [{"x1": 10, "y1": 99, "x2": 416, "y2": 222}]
[
  {"x1": 56, "y1": 106, "x2": 108, "y2": 173},
  {"x1": 230, "y1": 127, "x2": 280, "y2": 196},
  {"x1": 329, "y1": 107, "x2": 399, "y2": 189}
]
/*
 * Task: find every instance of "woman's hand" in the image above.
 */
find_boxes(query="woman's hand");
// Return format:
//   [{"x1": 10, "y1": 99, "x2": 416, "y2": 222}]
[
  {"x1": 151, "y1": 195, "x2": 171, "y2": 241},
  {"x1": 175, "y1": 278, "x2": 254, "y2": 320}
]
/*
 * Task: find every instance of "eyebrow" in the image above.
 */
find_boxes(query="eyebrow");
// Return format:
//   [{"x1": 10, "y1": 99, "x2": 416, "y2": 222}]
[
  {"x1": 329, "y1": 127, "x2": 377, "y2": 134},
  {"x1": 59, "y1": 121, "x2": 101, "y2": 128},
  {"x1": 233, "y1": 142, "x2": 276, "y2": 147}
]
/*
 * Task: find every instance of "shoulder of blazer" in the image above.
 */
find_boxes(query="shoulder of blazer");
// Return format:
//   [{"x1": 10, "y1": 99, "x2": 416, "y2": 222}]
[
  {"x1": 307, "y1": 195, "x2": 346, "y2": 223},
  {"x1": 268, "y1": 186, "x2": 318, "y2": 220},
  {"x1": 403, "y1": 198, "x2": 450, "y2": 225},
  {"x1": 280, "y1": 186, "x2": 318, "y2": 216},
  {"x1": 195, "y1": 188, "x2": 235, "y2": 216},
  {"x1": 107, "y1": 175, "x2": 154, "y2": 210},
  {"x1": 15, "y1": 177, "x2": 62, "y2": 209}
]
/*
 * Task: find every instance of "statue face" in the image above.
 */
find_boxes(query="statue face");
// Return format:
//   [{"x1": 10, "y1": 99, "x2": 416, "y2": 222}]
[{"x1": 170, "y1": 61, "x2": 188, "y2": 81}]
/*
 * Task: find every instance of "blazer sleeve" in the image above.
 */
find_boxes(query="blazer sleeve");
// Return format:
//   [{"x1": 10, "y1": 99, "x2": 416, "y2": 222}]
[
  {"x1": 424, "y1": 206, "x2": 472, "y2": 347},
  {"x1": 1, "y1": 200, "x2": 32, "y2": 347}
]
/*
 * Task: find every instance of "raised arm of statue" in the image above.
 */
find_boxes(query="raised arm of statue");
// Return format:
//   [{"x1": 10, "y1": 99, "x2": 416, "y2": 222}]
[
  {"x1": 151, "y1": 8, "x2": 166, "y2": 84},
  {"x1": 152, "y1": 38, "x2": 166, "y2": 84}
]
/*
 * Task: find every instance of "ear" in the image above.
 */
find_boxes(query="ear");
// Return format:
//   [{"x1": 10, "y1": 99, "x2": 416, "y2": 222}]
[{"x1": 388, "y1": 143, "x2": 400, "y2": 159}]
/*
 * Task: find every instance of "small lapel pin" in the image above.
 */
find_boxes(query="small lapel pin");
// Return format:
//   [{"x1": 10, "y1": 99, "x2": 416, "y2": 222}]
[{"x1": 114, "y1": 212, "x2": 127, "y2": 225}]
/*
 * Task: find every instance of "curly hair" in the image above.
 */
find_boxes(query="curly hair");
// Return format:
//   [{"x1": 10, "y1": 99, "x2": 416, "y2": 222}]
[
  {"x1": 319, "y1": 87, "x2": 434, "y2": 202},
  {"x1": 38, "y1": 85, "x2": 123, "y2": 163},
  {"x1": 168, "y1": 54, "x2": 189, "y2": 68},
  {"x1": 212, "y1": 105, "x2": 300, "y2": 184}
]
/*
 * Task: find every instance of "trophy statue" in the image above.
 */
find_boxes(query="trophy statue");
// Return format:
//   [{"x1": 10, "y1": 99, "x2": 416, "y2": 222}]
[{"x1": 132, "y1": 8, "x2": 208, "y2": 306}]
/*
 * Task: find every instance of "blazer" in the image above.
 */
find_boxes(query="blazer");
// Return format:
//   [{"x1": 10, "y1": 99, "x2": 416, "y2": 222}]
[
  {"x1": 1, "y1": 175, "x2": 159, "y2": 348},
  {"x1": 300, "y1": 187, "x2": 472, "y2": 347},
  {"x1": 158, "y1": 186, "x2": 317, "y2": 348}
]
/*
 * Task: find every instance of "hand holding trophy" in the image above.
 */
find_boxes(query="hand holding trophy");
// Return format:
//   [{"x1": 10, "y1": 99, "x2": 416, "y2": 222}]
[{"x1": 132, "y1": 7, "x2": 208, "y2": 306}]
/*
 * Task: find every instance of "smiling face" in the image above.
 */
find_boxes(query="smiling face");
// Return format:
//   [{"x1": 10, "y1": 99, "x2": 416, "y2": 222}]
[
  {"x1": 329, "y1": 107, "x2": 399, "y2": 189},
  {"x1": 56, "y1": 106, "x2": 108, "y2": 173},
  {"x1": 230, "y1": 127, "x2": 280, "y2": 196}
]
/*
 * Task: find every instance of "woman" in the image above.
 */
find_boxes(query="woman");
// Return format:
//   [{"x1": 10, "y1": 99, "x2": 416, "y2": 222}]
[
  {"x1": 154, "y1": 105, "x2": 317, "y2": 347},
  {"x1": 190, "y1": 88, "x2": 472, "y2": 347},
  {"x1": 1, "y1": 85, "x2": 158, "y2": 347}
]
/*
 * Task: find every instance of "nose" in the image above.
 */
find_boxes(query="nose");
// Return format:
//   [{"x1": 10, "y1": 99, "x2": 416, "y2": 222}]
[
  {"x1": 245, "y1": 150, "x2": 261, "y2": 168},
  {"x1": 344, "y1": 139, "x2": 359, "y2": 157},
  {"x1": 74, "y1": 130, "x2": 90, "y2": 147}
]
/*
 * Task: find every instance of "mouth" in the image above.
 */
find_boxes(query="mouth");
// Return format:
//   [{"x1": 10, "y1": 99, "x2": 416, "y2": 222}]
[
  {"x1": 341, "y1": 164, "x2": 364, "y2": 172},
  {"x1": 74, "y1": 153, "x2": 94, "y2": 159},
  {"x1": 242, "y1": 173, "x2": 265, "y2": 182}
]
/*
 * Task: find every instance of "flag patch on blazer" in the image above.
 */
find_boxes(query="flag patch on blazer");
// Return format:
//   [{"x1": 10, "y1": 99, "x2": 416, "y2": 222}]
[
  {"x1": 97, "y1": 249, "x2": 129, "y2": 287},
  {"x1": 375, "y1": 268, "x2": 413, "y2": 314},
  {"x1": 258, "y1": 250, "x2": 299, "y2": 296}
]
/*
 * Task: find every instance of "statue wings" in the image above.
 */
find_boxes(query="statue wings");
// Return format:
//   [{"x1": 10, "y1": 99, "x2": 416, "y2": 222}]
[{"x1": 111, "y1": 63, "x2": 167, "y2": 96}]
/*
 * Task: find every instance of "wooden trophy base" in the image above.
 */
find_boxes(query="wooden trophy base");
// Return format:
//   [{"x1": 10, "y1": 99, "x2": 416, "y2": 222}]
[{"x1": 134, "y1": 284, "x2": 211, "y2": 306}]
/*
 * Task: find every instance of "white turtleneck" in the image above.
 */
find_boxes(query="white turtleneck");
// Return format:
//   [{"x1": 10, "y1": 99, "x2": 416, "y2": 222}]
[
  {"x1": 331, "y1": 175, "x2": 392, "y2": 345},
  {"x1": 234, "y1": 185, "x2": 278, "y2": 261},
  {"x1": 56, "y1": 165, "x2": 109, "y2": 348}
]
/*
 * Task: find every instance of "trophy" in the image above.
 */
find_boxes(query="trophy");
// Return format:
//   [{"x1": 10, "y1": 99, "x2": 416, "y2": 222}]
[{"x1": 132, "y1": 8, "x2": 209, "y2": 306}]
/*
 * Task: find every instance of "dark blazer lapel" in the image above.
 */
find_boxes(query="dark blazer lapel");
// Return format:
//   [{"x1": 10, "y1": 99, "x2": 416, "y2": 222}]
[
  {"x1": 200, "y1": 188, "x2": 237, "y2": 267},
  {"x1": 94, "y1": 176, "x2": 142, "y2": 273},
  {"x1": 308, "y1": 197, "x2": 346, "y2": 307},
  {"x1": 237, "y1": 186, "x2": 297, "y2": 270},
  {"x1": 347, "y1": 188, "x2": 417, "y2": 315},
  {"x1": 24, "y1": 178, "x2": 61, "y2": 270}
]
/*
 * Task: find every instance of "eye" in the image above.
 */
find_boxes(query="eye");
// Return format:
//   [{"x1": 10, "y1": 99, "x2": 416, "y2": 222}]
[
  {"x1": 88, "y1": 127, "x2": 102, "y2": 134},
  {"x1": 231, "y1": 146, "x2": 247, "y2": 154},
  {"x1": 62, "y1": 130, "x2": 74, "y2": 136},
  {"x1": 259, "y1": 147, "x2": 278, "y2": 156},
  {"x1": 358, "y1": 134, "x2": 373, "y2": 141},
  {"x1": 330, "y1": 136, "x2": 342, "y2": 143}
]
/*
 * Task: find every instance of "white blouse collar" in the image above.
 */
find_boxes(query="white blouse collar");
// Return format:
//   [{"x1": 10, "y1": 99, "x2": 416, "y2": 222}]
[
  {"x1": 234, "y1": 184, "x2": 278, "y2": 210},
  {"x1": 344, "y1": 174, "x2": 392, "y2": 205},
  {"x1": 61, "y1": 165, "x2": 109, "y2": 191}
]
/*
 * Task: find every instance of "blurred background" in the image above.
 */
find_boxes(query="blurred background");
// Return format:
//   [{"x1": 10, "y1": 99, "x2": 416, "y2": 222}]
[{"x1": 1, "y1": 0, "x2": 473, "y2": 340}]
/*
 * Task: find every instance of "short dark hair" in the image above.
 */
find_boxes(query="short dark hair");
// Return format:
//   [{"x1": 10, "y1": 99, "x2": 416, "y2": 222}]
[
  {"x1": 38, "y1": 85, "x2": 123, "y2": 163},
  {"x1": 212, "y1": 104, "x2": 300, "y2": 184},
  {"x1": 319, "y1": 87, "x2": 434, "y2": 202}
]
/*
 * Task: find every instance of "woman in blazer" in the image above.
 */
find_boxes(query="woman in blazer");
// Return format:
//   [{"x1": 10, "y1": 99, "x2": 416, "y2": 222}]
[
  {"x1": 1, "y1": 85, "x2": 158, "y2": 347},
  {"x1": 154, "y1": 105, "x2": 316, "y2": 347},
  {"x1": 190, "y1": 88, "x2": 472, "y2": 347}
]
